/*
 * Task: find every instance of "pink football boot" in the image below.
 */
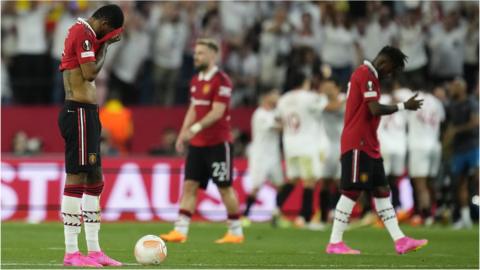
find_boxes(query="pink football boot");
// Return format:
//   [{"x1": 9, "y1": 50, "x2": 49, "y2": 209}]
[
  {"x1": 395, "y1": 237, "x2": 428, "y2": 254},
  {"x1": 87, "y1": 251, "x2": 123, "y2": 266},
  {"x1": 63, "y1": 252, "x2": 103, "y2": 267},
  {"x1": 326, "y1": 242, "x2": 361, "y2": 254}
]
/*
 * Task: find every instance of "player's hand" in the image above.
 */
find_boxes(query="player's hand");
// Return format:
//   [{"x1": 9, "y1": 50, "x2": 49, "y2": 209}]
[
  {"x1": 175, "y1": 133, "x2": 187, "y2": 154},
  {"x1": 404, "y1": 93, "x2": 424, "y2": 111},
  {"x1": 106, "y1": 34, "x2": 121, "y2": 45}
]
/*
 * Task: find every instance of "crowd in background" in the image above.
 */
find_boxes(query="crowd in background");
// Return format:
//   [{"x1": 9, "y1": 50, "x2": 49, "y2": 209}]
[
  {"x1": 1, "y1": 0, "x2": 478, "y2": 107},
  {"x1": 2, "y1": 0, "x2": 478, "y2": 229}
]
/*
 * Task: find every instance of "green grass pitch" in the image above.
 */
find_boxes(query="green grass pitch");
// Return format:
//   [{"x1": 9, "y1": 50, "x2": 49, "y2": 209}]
[{"x1": 1, "y1": 222, "x2": 478, "y2": 269}]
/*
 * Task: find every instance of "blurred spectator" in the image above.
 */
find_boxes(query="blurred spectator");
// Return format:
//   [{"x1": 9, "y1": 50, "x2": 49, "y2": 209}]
[
  {"x1": 428, "y1": 10, "x2": 466, "y2": 85},
  {"x1": 219, "y1": 1, "x2": 258, "y2": 48},
  {"x1": 321, "y1": 7, "x2": 357, "y2": 89},
  {"x1": 100, "y1": 130, "x2": 119, "y2": 157},
  {"x1": 51, "y1": 2, "x2": 84, "y2": 104},
  {"x1": 444, "y1": 78, "x2": 479, "y2": 229},
  {"x1": 151, "y1": 2, "x2": 188, "y2": 105},
  {"x1": 232, "y1": 128, "x2": 249, "y2": 157},
  {"x1": 225, "y1": 43, "x2": 260, "y2": 106},
  {"x1": 99, "y1": 98, "x2": 134, "y2": 155},
  {"x1": 108, "y1": 8, "x2": 150, "y2": 105},
  {"x1": 397, "y1": 8, "x2": 428, "y2": 89},
  {"x1": 463, "y1": 6, "x2": 479, "y2": 93},
  {"x1": 361, "y1": 5, "x2": 398, "y2": 61},
  {"x1": 292, "y1": 11, "x2": 321, "y2": 54},
  {"x1": 148, "y1": 128, "x2": 178, "y2": 156},
  {"x1": 1, "y1": 59, "x2": 12, "y2": 104},
  {"x1": 259, "y1": 4, "x2": 293, "y2": 91},
  {"x1": 11, "y1": 2, "x2": 52, "y2": 104},
  {"x1": 12, "y1": 131, "x2": 43, "y2": 156},
  {"x1": 1, "y1": 1, "x2": 17, "y2": 67}
]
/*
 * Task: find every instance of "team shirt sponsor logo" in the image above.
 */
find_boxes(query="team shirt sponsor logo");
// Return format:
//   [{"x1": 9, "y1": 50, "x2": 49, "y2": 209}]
[
  {"x1": 81, "y1": 51, "x2": 95, "y2": 58},
  {"x1": 191, "y1": 98, "x2": 211, "y2": 106}
]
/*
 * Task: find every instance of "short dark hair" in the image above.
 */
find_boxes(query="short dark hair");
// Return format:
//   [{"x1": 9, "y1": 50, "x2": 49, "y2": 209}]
[
  {"x1": 377, "y1": 46, "x2": 408, "y2": 70},
  {"x1": 290, "y1": 72, "x2": 308, "y2": 89},
  {"x1": 92, "y1": 4, "x2": 124, "y2": 29}
]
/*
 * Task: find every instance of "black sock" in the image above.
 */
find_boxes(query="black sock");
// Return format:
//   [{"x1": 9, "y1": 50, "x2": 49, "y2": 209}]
[
  {"x1": 301, "y1": 187, "x2": 314, "y2": 222},
  {"x1": 276, "y1": 183, "x2": 295, "y2": 208},
  {"x1": 389, "y1": 175, "x2": 401, "y2": 209},
  {"x1": 320, "y1": 189, "x2": 330, "y2": 222},
  {"x1": 243, "y1": 195, "x2": 256, "y2": 217}
]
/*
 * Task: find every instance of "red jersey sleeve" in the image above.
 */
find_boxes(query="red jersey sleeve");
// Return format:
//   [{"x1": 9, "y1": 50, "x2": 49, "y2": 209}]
[
  {"x1": 357, "y1": 70, "x2": 379, "y2": 102},
  {"x1": 75, "y1": 32, "x2": 96, "y2": 65},
  {"x1": 213, "y1": 73, "x2": 233, "y2": 104}
]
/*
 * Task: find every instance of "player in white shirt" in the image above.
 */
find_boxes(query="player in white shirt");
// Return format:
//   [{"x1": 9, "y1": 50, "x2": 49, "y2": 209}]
[
  {"x1": 317, "y1": 80, "x2": 345, "y2": 226},
  {"x1": 407, "y1": 88, "x2": 445, "y2": 226},
  {"x1": 243, "y1": 89, "x2": 283, "y2": 226},
  {"x1": 275, "y1": 73, "x2": 330, "y2": 229},
  {"x1": 378, "y1": 81, "x2": 409, "y2": 211}
]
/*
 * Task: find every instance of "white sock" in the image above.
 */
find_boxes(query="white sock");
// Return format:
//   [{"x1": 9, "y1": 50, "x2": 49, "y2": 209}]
[
  {"x1": 174, "y1": 214, "x2": 191, "y2": 235},
  {"x1": 228, "y1": 219, "x2": 243, "y2": 236},
  {"x1": 460, "y1": 206, "x2": 472, "y2": 225},
  {"x1": 329, "y1": 195, "x2": 355, "y2": 243},
  {"x1": 61, "y1": 195, "x2": 82, "y2": 254},
  {"x1": 82, "y1": 194, "x2": 101, "y2": 252},
  {"x1": 374, "y1": 197, "x2": 405, "y2": 241}
]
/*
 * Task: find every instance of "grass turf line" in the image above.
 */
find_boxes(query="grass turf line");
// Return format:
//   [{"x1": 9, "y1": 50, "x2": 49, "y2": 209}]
[{"x1": 1, "y1": 222, "x2": 478, "y2": 269}]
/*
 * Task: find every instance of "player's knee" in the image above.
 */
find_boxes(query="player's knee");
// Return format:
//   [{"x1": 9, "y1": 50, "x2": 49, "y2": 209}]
[
  {"x1": 372, "y1": 186, "x2": 390, "y2": 198},
  {"x1": 217, "y1": 186, "x2": 233, "y2": 197},
  {"x1": 85, "y1": 182, "x2": 104, "y2": 196},
  {"x1": 341, "y1": 189, "x2": 361, "y2": 201},
  {"x1": 86, "y1": 167, "x2": 103, "y2": 184}
]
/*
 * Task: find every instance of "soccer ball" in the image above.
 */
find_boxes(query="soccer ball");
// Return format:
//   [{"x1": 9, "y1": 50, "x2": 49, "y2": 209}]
[{"x1": 134, "y1": 235, "x2": 167, "y2": 265}]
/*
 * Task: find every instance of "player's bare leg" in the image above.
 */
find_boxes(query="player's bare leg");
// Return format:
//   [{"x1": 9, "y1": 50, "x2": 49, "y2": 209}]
[
  {"x1": 216, "y1": 186, "x2": 244, "y2": 243},
  {"x1": 412, "y1": 177, "x2": 433, "y2": 226},
  {"x1": 84, "y1": 167, "x2": 122, "y2": 266},
  {"x1": 62, "y1": 173, "x2": 102, "y2": 267},
  {"x1": 160, "y1": 180, "x2": 199, "y2": 242},
  {"x1": 372, "y1": 186, "x2": 428, "y2": 254}
]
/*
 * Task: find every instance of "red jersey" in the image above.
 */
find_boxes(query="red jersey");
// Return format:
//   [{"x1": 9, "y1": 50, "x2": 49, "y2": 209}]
[
  {"x1": 189, "y1": 66, "x2": 233, "y2": 147},
  {"x1": 341, "y1": 61, "x2": 382, "y2": 158},
  {"x1": 59, "y1": 18, "x2": 99, "y2": 71}
]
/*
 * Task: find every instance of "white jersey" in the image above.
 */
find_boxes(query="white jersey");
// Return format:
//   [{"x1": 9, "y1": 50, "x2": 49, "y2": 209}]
[
  {"x1": 277, "y1": 90, "x2": 329, "y2": 157},
  {"x1": 322, "y1": 93, "x2": 345, "y2": 146},
  {"x1": 378, "y1": 93, "x2": 408, "y2": 154},
  {"x1": 248, "y1": 107, "x2": 281, "y2": 161},
  {"x1": 407, "y1": 92, "x2": 445, "y2": 151}
]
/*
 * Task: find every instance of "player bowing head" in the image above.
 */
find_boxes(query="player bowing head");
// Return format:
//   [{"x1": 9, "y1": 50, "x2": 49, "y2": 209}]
[
  {"x1": 90, "y1": 4, "x2": 124, "y2": 40},
  {"x1": 326, "y1": 46, "x2": 427, "y2": 255},
  {"x1": 194, "y1": 39, "x2": 219, "y2": 72}
]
